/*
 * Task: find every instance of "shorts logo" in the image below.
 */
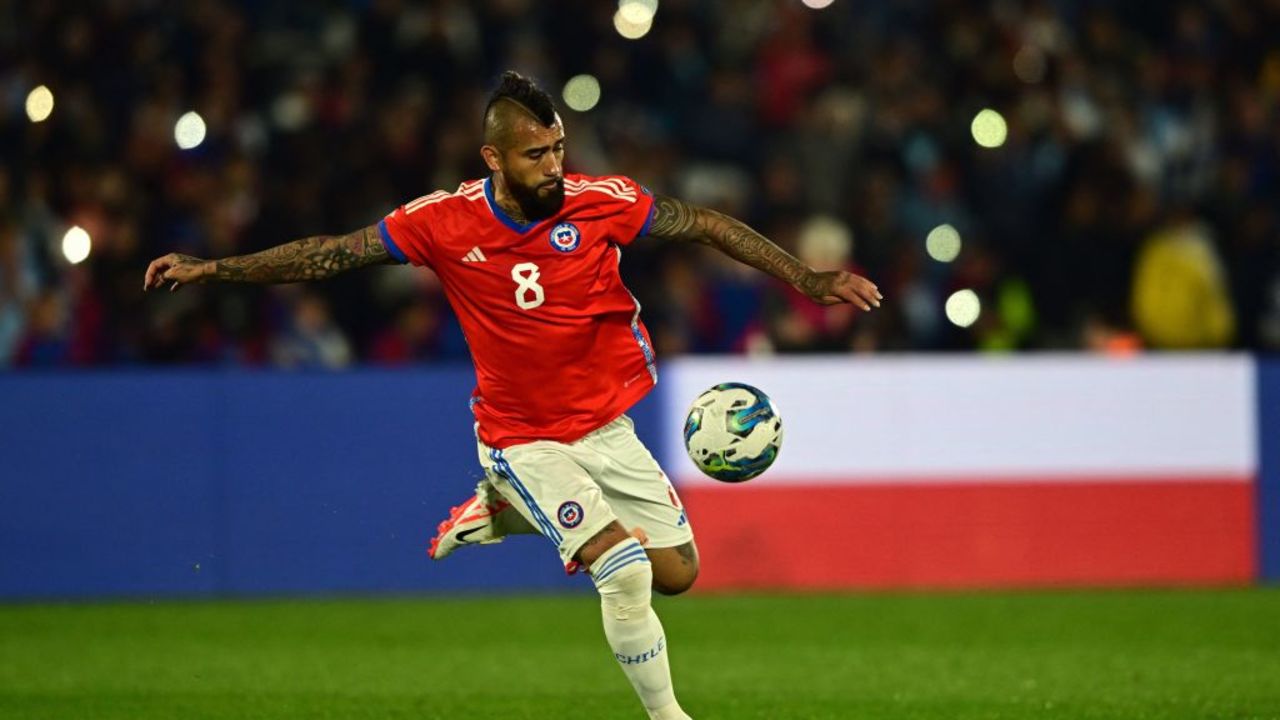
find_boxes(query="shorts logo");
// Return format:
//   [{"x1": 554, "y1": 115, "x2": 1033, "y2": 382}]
[
  {"x1": 557, "y1": 501, "x2": 585, "y2": 528},
  {"x1": 662, "y1": 473, "x2": 684, "y2": 510},
  {"x1": 549, "y1": 222, "x2": 581, "y2": 253}
]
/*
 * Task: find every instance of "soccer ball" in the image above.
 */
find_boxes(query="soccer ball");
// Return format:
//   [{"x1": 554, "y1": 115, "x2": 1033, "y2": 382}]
[{"x1": 683, "y1": 382, "x2": 783, "y2": 482}]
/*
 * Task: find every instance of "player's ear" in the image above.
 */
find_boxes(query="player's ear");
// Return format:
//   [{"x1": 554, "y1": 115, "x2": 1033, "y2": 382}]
[{"x1": 480, "y1": 145, "x2": 502, "y2": 173}]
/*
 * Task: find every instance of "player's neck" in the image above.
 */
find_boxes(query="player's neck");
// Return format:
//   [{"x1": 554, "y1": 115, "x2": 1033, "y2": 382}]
[{"x1": 490, "y1": 173, "x2": 530, "y2": 225}]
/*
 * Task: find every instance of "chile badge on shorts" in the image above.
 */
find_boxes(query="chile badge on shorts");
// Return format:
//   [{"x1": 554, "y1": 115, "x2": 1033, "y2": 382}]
[{"x1": 557, "y1": 501, "x2": 584, "y2": 529}]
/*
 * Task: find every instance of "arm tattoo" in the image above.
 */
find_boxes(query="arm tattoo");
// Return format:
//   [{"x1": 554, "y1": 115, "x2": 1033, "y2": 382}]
[
  {"x1": 214, "y1": 225, "x2": 396, "y2": 283},
  {"x1": 646, "y1": 195, "x2": 813, "y2": 290},
  {"x1": 647, "y1": 194, "x2": 702, "y2": 240}
]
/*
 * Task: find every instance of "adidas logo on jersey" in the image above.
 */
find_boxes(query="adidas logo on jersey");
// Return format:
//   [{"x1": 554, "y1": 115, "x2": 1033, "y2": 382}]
[{"x1": 461, "y1": 247, "x2": 488, "y2": 263}]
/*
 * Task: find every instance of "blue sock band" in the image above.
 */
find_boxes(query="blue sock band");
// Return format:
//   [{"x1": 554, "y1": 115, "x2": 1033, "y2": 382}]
[{"x1": 591, "y1": 538, "x2": 650, "y2": 586}]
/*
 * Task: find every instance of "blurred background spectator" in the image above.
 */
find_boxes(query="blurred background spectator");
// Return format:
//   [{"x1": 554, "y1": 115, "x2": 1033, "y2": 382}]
[{"x1": 1, "y1": 0, "x2": 1277, "y2": 369}]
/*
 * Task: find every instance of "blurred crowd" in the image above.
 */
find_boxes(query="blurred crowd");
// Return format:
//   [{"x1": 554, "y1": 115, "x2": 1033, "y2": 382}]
[{"x1": 2, "y1": 0, "x2": 1279, "y2": 369}]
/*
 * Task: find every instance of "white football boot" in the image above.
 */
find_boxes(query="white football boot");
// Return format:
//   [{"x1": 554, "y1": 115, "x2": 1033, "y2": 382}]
[{"x1": 428, "y1": 481, "x2": 514, "y2": 560}]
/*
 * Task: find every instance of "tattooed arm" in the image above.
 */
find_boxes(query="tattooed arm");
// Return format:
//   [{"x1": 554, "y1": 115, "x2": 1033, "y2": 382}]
[
  {"x1": 143, "y1": 225, "x2": 398, "y2": 291},
  {"x1": 645, "y1": 195, "x2": 882, "y2": 309}
]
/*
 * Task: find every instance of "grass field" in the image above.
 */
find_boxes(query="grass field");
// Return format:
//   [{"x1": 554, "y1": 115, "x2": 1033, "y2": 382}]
[{"x1": 1, "y1": 590, "x2": 1278, "y2": 719}]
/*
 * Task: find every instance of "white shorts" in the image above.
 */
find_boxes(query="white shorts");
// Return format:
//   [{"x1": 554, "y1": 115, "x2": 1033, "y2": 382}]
[{"x1": 476, "y1": 414, "x2": 694, "y2": 566}]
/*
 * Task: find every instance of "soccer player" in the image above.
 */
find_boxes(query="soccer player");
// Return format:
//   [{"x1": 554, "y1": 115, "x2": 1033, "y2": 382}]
[{"x1": 144, "y1": 71, "x2": 881, "y2": 719}]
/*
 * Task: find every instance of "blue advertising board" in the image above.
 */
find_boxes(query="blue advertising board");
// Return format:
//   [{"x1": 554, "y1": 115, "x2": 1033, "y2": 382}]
[
  {"x1": 0, "y1": 368, "x2": 666, "y2": 599},
  {"x1": 1258, "y1": 360, "x2": 1280, "y2": 582}
]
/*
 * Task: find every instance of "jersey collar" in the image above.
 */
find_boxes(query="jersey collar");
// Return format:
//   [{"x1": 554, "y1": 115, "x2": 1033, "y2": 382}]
[{"x1": 484, "y1": 176, "x2": 538, "y2": 234}]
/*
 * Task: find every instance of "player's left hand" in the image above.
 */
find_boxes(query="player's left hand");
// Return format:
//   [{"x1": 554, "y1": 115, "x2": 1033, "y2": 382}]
[
  {"x1": 797, "y1": 270, "x2": 882, "y2": 310},
  {"x1": 143, "y1": 253, "x2": 213, "y2": 292}
]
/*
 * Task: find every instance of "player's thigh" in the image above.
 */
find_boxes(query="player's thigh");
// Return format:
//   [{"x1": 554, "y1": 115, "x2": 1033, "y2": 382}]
[
  {"x1": 591, "y1": 415, "x2": 695, "y2": 547},
  {"x1": 589, "y1": 415, "x2": 698, "y2": 591},
  {"x1": 476, "y1": 438, "x2": 617, "y2": 567},
  {"x1": 574, "y1": 520, "x2": 634, "y2": 567}
]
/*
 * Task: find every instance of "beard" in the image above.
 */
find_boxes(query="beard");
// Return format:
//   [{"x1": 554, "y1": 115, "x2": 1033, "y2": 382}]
[{"x1": 507, "y1": 176, "x2": 565, "y2": 221}]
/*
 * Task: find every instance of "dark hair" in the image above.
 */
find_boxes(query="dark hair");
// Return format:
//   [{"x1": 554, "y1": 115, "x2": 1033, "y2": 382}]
[{"x1": 484, "y1": 70, "x2": 557, "y2": 127}]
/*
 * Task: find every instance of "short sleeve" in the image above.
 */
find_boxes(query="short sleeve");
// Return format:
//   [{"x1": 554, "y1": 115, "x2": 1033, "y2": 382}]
[
  {"x1": 606, "y1": 177, "x2": 656, "y2": 247},
  {"x1": 379, "y1": 200, "x2": 437, "y2": 268}
]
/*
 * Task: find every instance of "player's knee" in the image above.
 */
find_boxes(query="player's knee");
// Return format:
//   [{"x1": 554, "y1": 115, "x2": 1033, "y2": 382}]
[
  {"x1": 590, "y1": 537, "x2": 654, "y2": 616},
  {"x1": 648, "y1": 541, "x2": 699, "y2": 595},
  {"x1": 652, "y1": 563, "x2": 698, "y2": 596}
]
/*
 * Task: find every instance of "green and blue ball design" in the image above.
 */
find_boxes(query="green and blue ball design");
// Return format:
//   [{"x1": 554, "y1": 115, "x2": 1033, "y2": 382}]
[{"x1": 683, "y1": 382, "x2": 783, "y2": 482}]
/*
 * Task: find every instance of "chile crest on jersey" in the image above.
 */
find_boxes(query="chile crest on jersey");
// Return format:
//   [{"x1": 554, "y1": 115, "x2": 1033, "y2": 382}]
[{"x1": 549, "y1": 222, "x2": 582, "y2": 253}]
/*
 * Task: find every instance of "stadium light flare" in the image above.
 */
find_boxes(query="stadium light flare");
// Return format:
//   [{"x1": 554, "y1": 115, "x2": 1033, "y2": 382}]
[
  {"x1": 614, "y1": 8, "x2": 653, "y2": 39},
  {"x1": 926, "y1": 224, "x2": 962, "y2": 262},
  {"x1": 618, "y1": 0, "x2": 658, "y2": 24},
  {"x1": 62, "y1": 226, "x2": 92, "y2": 265},
  {"x1": 174, "y1": 111, "x2": 207, "y2": 150},
  {"x1": 26, "y1": 85, "x2": 54, "y2": 123},
  {"x1": 563, "y1": 75, "x2": 602, "y2": 112},
  {"x1": 971, "y1": 108, "x2": 1008, "y2": 149},
  {"x1": 802, "y1": 0, "x2": 836, "y2": 8},
  {"x1": 945, "y1": 289, "x2": 981, "y2": 328}
]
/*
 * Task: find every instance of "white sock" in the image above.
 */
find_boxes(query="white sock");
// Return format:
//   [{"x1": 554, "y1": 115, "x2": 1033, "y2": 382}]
[{"x1": 592, "y1": 538, "x2": 691, "y2": 720}]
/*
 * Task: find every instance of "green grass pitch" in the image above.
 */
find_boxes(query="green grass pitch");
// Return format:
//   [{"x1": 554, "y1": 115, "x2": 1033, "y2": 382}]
[{"x1": 1, "y1": 589, "x2": 1278, "y2": 719}]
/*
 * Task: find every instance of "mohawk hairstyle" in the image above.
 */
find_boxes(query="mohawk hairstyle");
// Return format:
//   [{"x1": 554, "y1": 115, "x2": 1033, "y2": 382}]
[{"x1": 484, "y1": 70, "x2": 558, "y2": 130}]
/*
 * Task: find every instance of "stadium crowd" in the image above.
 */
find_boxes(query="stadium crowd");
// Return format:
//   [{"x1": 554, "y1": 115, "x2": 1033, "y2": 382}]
[{"x1": 1, "y1": 0, "x2": 1278, "y2": 368}]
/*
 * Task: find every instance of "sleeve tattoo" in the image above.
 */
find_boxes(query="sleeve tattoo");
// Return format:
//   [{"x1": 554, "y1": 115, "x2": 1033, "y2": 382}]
[
  {"x1": 646, "y1": 194, "x2": 812, "y2": 290},
  {"x1": 214, "y1": 225, "x2": 398, "y2": 283}
]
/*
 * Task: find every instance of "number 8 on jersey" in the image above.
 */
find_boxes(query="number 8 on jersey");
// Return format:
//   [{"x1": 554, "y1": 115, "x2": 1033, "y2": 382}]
[{"x1": 512, "y1": 262, "x2": 544, "y2": 310}]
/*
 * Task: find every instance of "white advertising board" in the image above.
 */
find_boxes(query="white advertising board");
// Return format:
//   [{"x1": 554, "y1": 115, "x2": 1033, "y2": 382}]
[{"x1": 663, "y1": 355, "x2": 1255, "y2": 485}]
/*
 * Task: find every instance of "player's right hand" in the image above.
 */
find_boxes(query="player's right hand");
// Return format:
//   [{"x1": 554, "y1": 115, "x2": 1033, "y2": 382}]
[{"x1": 143, "y1": 253, "x2": 214, "y2": 292}]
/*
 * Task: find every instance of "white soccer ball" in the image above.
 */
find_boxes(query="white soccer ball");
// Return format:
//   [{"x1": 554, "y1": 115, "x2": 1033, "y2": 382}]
[{"x1": 683, "y1": 382, "x2": 783, "y2": 482}]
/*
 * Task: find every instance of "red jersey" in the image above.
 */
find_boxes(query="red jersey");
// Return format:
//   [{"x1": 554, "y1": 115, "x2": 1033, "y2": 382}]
[{"x1": 379, "y1": 174, "x2": 658, "y2": 448}]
